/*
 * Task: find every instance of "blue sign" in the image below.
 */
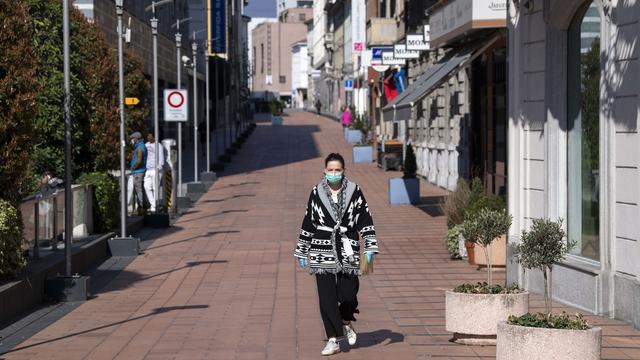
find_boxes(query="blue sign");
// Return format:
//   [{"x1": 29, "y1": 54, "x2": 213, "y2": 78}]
[
  {"x1": 371, "y1": 47, "x2": 393, "y2": 62},
  {"x1": 209, "y1": 0, "x2": 227, "y2": 54},
  {"x1": 345, "y1": 79, "x2": 354, "y2": 91}
]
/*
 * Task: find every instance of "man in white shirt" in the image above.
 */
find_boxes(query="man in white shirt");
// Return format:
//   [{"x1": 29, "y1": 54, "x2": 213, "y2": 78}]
[{"x1": 144, "y1": 133, "x2": 165, "y2": 213}]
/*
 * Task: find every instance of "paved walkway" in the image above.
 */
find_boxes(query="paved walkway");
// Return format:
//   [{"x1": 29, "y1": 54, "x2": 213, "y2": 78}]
[{"x1": 4, "y1": 111, "x2": 640, "y2": 359}]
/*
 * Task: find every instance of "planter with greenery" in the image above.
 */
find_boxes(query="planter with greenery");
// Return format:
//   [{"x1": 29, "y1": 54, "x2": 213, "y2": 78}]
[
  {"x1": 388, "y1": 145, "x2": 420, "y2": 204},
  {"x1": 351, "y1": 114, "x2": 373, "y2": 163},
  {"x1": 77, "y1": 172, "x2": 119, "y2": 234},
  {"x1": 496, "y1": 218, "x2": 601, "y2": 359},
  {"x1": 464, "y1": 179, "x2": 506, "y2": 265},
  {"x1": 0, "y1": 199, "x2": 27, "y2": 279},
  {"x1": 270, "y1": 100, "x2": 283, "y2": 125},
  {"x1": 446, "y1": 208, "x2": 528, "y2": 345}
]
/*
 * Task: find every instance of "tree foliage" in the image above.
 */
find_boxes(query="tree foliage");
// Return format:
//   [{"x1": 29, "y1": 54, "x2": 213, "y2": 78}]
[
  {"x1": 514, "y1": 218, "x2": 575, "y2": 314},
  {"x1": 0, "y1": 0, "x2": 40, "y2": 203}
]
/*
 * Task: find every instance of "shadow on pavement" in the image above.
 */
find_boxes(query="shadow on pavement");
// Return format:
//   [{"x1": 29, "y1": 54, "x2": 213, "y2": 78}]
[
  {"x1": 220, "y1": 124, "x2": 321, "y2": 177},
  {"x1": 0, "y1": 305, "x2": 209, "y2": 356},
  {"x1": 342, "y1": 329, "x2": 405, "y2": 352},
  {"x1": 145, "y1": 230, "x2": 240, "y2": 251},
  {"x1": 176, "y1": 210, "x2": 248, "y2": 225},
  {"x1": 201, "y1": 194, "x2": 256, "y2": 203},
  {"x1": 94, "y1": 259, "x2": 228, "y2": 295},
  {"x1": 415, "y1": 195, "x2": 446, "y2": 218}
]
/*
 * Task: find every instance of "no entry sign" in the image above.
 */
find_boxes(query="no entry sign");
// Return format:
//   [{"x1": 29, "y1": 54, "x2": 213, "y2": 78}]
[{"x1": 164, "y1": 89, "x2": 188, "y2": 122}]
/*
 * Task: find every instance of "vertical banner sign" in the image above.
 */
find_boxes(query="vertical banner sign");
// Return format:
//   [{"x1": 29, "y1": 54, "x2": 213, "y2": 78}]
[{"x1": 208, "y1": 0, "x2": 227, "y2": 55}]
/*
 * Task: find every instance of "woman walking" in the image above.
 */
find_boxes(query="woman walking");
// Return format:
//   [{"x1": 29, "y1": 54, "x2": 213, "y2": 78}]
[{"x1": 294, "y1": 153, "x2": 378, "y2": 356}]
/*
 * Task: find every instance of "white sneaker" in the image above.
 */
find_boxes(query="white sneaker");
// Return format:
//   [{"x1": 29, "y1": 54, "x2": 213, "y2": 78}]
[
  {"x1": 344, "y1": 323, "x2": 357, "y2": 345},
  {"x1": 321, "y1": 338, "x2": 340, "y2": 356}
]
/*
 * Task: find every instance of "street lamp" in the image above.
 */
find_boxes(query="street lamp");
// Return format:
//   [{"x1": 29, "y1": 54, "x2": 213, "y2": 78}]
[
  {"x1": 192, "y1": 38, "x2": 198, "y2": 182},
  {"x1": 116, "y1": 0, "x2": 126, "y2": 237},
  {"x1": 62, "y1": 0, "x2": 72, "y2": 277},
  {"x1": 145, "y1": 0, "x2": 172, "y2": 213},
  {"x1": 171, "y1": 17, "x2": 191, "y2": 197}
]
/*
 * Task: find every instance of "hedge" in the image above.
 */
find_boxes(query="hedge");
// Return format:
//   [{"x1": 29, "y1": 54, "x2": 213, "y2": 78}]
[
  {"x1": 77, "y1": 172, "x2": 119, "y2": 233},
  {"x1": 0, "y1": 199, "x2": 27, "y2": 278}
]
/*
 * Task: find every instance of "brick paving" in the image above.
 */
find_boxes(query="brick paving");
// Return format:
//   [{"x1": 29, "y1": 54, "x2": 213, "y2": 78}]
[{"x1": 4, "y1": 111, "x2": 640, "y2": 359}]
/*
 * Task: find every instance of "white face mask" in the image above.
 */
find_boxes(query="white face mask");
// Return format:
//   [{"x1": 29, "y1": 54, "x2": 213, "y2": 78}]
[{"x1": 131, "y1": 139, "x2": 136, "y2": 145}]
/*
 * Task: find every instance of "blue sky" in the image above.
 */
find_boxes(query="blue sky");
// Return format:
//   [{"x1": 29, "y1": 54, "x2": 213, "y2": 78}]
[{"x1": 244, "y1": 0, "x2": 277, "y2": 18}]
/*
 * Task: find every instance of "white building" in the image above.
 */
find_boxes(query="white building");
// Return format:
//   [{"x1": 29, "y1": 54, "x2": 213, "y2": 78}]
[
  {"x1": 291, "y1": 40, "x2": 309, "y2": 109},
  {"x1": 507, "y1": 0, "x2": 640, "y2": 330}
]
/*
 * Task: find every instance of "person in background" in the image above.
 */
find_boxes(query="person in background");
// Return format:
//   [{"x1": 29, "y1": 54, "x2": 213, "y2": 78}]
[
  {"x1": 144, "y1": 132, "x2": 165, "y2": 213},
  {"x1": 341, "y1": 106, "x2": 352, "y2": 128},
  {"x1": 128, "y1": 132, "x2": 147, "y2": 215},
  {"x1": 315, "y1": 98, "x2": 322, "y2": 117}
]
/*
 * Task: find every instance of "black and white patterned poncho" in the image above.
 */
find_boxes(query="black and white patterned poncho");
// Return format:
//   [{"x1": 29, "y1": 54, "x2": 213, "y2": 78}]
[{"x1": 294, "y1": 178, "x2": 378, "y2": 275}]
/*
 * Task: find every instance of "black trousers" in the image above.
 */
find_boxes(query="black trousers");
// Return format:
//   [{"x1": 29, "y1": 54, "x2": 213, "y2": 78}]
[{"x1": 315, "y1": 272, "x2": 360, "y2": 338}]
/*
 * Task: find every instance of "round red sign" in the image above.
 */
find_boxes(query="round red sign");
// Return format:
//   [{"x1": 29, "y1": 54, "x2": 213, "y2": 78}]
[{"x1": 167, "y1": 91, "x2": 184, "y2": 108}]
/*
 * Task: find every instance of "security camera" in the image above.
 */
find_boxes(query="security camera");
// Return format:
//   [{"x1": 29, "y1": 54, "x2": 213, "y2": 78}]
[{"x1": 181, "y1": 55, "x2": 193, "y2": 66}]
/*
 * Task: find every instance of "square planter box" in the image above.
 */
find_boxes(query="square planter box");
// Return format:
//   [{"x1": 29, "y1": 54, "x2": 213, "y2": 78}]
[
  {"x1": 389, "y1": 177, "x2": 420, "y2": 205},
  {"x1": 352, "y1": 146, "x2": 373, "y2": 164},
  {"x1": 271, "y1": 115, "x2": 283, "y2": 125},
  {"x1": 345, "y1": 129, "x2": 362, "y2": 144}
]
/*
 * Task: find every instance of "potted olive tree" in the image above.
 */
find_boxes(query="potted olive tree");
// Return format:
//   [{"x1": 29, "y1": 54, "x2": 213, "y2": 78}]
[
  {"x1": 270, "y1": 100, "x2": 283, "y2": 125},
  {"x1": 388, "y1": 145, "x2": 420, "y2": 204},
  {"x1": 352, "y1": 114, "x2": 373, "y2": 164},
  {"x1": 497, "y1": 218, "x2": 601, "y2": 359},
  {"x1": 445, "y1": 208, "x2": 529, "y2": 345}
]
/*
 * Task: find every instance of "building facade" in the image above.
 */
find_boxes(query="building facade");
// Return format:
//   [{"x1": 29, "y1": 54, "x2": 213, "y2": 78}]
[
  {"x1": 507, "y1": 0, "x2": 640, "y2": 329},
  {"x1": 251, "y1": 8, "x2": 311, "y2": 102}
]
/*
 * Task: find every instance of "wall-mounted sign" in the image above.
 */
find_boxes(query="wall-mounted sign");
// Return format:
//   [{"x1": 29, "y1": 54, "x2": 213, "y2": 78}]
[
  {"x1": 429, "y1": 0, "x2": 506, "y2": 47},
  {"x1": 394, "y1": 44, "x2": 420, "y2": 59},
  {"x1": 353, "y1": 41, "x2": 364, "y2": 54},
  {"x1": 382, "y1": 51, "x2": 405, "y2": 66},
  {"x1": 208, "y1": 0, "x2": 227, "y2": 55},
  {"x1": 406, "y1": 34, "x2": 429, "y2": 51},
  {"x1": 345, "y1": 79, "x2": 354, "y2": 91}
]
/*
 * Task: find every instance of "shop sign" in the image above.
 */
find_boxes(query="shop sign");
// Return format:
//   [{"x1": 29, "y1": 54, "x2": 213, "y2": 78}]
[
  {"x1": 429, "y1": 0, "x2": 506, "y2": 46},
  {"x1": 394, "y1": 44, "x2": 420, "y2": 59}
]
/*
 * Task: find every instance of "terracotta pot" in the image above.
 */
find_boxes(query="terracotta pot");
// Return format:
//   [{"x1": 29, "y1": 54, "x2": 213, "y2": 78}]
[
  {"x1": 474, "y1": 235, "x2": 507, "y2": 267},
  {"x1": 464, "y1": 240, "x2": 476, "y2": 265}
]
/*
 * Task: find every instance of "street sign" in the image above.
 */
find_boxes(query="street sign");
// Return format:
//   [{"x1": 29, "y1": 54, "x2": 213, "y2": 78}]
[
  {"x1": 372, "y1": 64, "x2": 390, "y2": 72},
  {"x1": 125, "y1": 97, "x2": 140, "y2": 106},
  {"x1": 353, "y1": 41, "x2": 364, "y2": 54},
  {"x1": 163, "y1": 89, "x2": 188, "y2": 122},
  {"x1": 345, "y1": 79, "x2": 354, "y2": 92},
  {"x1": 394, "y1": 44, "x2": 420, "y2": 59},
  {"x1": 371, "y1": 46, "x2": 393, "y2": 65}
]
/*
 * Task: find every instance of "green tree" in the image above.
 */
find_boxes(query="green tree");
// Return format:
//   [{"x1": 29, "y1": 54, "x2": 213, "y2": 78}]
[
  {"x1": 124, "y1": 52, "x2": 150, "y2": 139},
  {"x1": 0, "y1": 0, "x2": 40, "y2": 203}
]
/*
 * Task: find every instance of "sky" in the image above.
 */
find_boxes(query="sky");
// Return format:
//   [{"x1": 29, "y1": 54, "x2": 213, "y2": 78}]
[{"x1": 244, "y1": 0, "x2": 277, "y2": 18}]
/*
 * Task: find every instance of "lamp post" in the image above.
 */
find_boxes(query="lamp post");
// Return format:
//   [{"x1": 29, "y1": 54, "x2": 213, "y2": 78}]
[
  {"x1": 145, "y1": 0, "x2": 172, "y2": 212},
  {"x1": 205, "y1": 41, "x2": 210, "y2": 172},
  {"x1": 62, "y1": 0, "x2": 72, "y2": 277},
  {"x1": 172, "y1": 17, "x2": 190, "y2": 196},
  {"x1": 192, "y1": 37, "x2": 198, "y2": 182},
  {"x1": 116, "y1": 0, "x2": 126, "y2": 237}
]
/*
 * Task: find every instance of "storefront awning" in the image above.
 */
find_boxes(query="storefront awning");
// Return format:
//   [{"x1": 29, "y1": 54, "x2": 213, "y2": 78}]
[{"x1": 381, "y1": 34, "x2": 501, "y2": 122}]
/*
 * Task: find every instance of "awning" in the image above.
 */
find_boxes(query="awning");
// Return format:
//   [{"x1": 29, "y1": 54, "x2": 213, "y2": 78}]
[{"x1": 381, "y1": 34, "x2": 501, "y2": 122}]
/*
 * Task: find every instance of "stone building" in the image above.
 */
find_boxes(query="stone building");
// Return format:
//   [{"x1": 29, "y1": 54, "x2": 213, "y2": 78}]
[{"x1": 507, "y1": 0, "x2": 640, "y2": 329}]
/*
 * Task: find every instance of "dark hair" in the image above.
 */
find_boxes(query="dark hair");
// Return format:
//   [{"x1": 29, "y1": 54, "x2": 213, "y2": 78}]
[{"x1": 325, "y1": 153, "x2": 345, "y2": 168}]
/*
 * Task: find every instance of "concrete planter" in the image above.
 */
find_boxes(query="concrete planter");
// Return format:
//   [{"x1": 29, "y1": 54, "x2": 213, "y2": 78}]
[
  {"x1": 352, "y1": 146, "x2": 373, "y2": 164},
  {"x1": 345, "y1": 129, "x2": 362, "y2": 144},
  {"x1": 388, "y1": 177, "x2": 420, "y2": 205},
  {"x1": 445, "y1": 291, "x2": 529, "y2": 345},
  {"x1": 496, "y1": 322, "x2": 601, "y2": 360}
]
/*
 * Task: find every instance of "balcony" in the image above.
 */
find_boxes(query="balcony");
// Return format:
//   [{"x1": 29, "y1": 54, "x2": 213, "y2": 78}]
[{"x1": 366, "y1": 17, "x2": 399, "y2": 47}]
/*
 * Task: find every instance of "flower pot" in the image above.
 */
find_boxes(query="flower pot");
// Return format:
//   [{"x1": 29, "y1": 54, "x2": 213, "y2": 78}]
[
  {"x1": 473, "y1": 234, "x2": 507, "y2": 267},
  {"x1": 496, "y1": 322, "x2": 601, "y2": 360},
  {"x1": 445, "y1": 291, "x2": 529, "y2": 345},
  {"x1": 352, "y1": 146, "x2": 373, "y2": 164},
  {"x1": 464, "y1": 240, "x2": 476, "y2": 265},
  {"x1": 345, "y1": 129, "x2": 362, "y2": 144},
  {"x1": 388, "y1": 177, "x2": 420, "y2": 205}
]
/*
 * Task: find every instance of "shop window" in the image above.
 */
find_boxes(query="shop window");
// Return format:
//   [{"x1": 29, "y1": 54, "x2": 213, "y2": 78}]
[{"x1": 567, "y1": 1, "x2": 601, "y2": 261}]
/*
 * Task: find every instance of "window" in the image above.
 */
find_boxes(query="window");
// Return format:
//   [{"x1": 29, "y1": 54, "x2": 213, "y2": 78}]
[
  {"x1": 261, "y1": 44, "x2": 264, "y2": 74},
  {"x1": 299, "y1": 13, "x2": 306, "y2": 22},
  {"x1": 567, "y1": 2, "x2": 601, "y2": 261},
  {"x1": 279, "y1": 75, "x2": 286, "y2": 84}
]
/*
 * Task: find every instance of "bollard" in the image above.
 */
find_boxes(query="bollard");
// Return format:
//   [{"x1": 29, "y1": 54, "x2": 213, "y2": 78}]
[
  {"x1": 162, "y1": 139, "x2": 177, "y2": 215},
  {"x1": 52, "y1": 196, "x2": 58, "y2": 251}
]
